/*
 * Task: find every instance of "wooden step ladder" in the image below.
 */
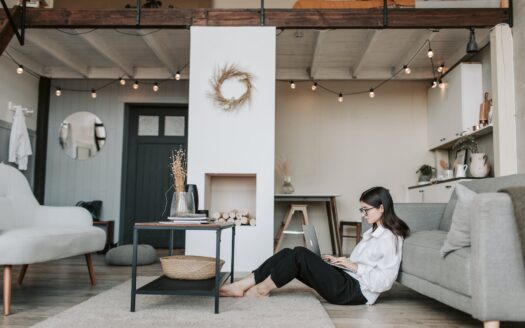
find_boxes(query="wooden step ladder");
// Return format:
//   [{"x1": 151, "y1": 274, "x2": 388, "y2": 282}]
[{"x1": 274, "y1": 204, "x2": 309, "y2": 253}]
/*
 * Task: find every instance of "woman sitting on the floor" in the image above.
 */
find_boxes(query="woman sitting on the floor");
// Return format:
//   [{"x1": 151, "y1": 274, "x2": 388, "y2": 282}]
[{"x1": 220, "y1": 186, "x2": 410, "y2": 305}]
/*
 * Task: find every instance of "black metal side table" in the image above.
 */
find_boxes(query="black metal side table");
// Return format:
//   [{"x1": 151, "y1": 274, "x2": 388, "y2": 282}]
[{"x1": 130, "y1": 222, "x2": 235, "y2": 314}]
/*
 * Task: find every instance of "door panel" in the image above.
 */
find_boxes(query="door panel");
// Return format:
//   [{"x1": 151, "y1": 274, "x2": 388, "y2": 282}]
[{"x1": 121, "y1": 105, "x2": 188, "y2": 248}]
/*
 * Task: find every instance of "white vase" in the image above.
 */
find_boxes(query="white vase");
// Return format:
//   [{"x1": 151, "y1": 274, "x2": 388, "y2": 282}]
[{"x1": 469, "y1": 153, "x2": 490, "y2": 178}]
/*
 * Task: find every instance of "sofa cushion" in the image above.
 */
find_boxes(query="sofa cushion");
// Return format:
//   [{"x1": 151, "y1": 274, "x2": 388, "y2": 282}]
[
  {"x1": 441, "y1": 184, "x2": 477, "y2": 257},
  {"x1": 0, "y1": 227, "x2": 106, "y2": 265},
  {"x1": 440, "y1": 174, "x2": 525, "y2": 231},
  {"x1": 437, "y1": 246, "x2": 471, "y2": 297},
  {"x1": 402, "y1": 230, "x2": 447, "y2": 285},
  {"x1": 401, "y1": 230, "x2": 471, "y2": 297}
]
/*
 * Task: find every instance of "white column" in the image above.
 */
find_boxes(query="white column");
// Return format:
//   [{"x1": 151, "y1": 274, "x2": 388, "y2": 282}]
[
  {"x1": 491, "y1": 23, "x2": 518, "y2": 176},
  {"x1": 186, "y1": 27, "x2": 276, "y2": 272}
]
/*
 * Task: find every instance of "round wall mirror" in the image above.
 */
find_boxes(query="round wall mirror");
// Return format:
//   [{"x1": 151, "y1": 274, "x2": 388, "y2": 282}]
[{"x1": 59, "y1": 112, "x2": 106, "y2": 160}]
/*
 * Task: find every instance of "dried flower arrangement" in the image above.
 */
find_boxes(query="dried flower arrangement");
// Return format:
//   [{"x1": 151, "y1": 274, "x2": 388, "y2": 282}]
[
  {"x1": 170, "y1": 148, "x2": 187, "y2": 193},
  {"x1": 275, "y1": 157, "x2": 290, "y2": 182},
  {"x1": 210, "y1": 64, "x2": 253, "y2": 110},
  {"x1": 452, "y1": 135, "x2": 479, "y2": 154}
]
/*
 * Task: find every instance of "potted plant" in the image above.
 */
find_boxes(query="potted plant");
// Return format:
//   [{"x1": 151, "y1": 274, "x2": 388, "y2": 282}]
[{"x1": 416, "y1": 164, "x2": 435, "y2": 183}]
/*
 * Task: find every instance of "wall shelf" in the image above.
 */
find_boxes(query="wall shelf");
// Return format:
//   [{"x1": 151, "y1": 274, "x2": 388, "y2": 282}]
[{"x1": 430, "y1": 124, "x2": 493, "y2": 151}]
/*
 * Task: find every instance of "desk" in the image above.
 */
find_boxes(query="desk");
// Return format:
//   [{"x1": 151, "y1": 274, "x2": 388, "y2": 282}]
[
  {"x1": 275, "y1": 194, "x2": 342, "y2": 256},
  {"x1": 130, "y1": 222, "x2": 235, "y2": 314}
]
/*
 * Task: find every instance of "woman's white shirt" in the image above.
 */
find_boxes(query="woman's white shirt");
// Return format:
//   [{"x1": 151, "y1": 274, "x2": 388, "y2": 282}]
[{"x1": 345, "y1": 225, "x2": 403, "y2": 304}]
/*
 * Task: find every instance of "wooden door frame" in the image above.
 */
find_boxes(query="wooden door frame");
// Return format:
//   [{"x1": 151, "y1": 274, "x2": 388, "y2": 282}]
[{"x1": 119, "y1": 103, "x2": 189, "y2": 245}]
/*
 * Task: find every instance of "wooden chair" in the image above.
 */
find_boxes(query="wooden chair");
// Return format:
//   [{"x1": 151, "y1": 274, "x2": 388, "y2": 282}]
[{"x1": 339, "y1": 221, "x2": 362, "y2": 254}]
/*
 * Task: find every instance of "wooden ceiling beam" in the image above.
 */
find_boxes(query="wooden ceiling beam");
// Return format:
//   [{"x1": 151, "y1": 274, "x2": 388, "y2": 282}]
[
  {"x1": 0, "y1": 8, "x2": 509, "y2": 29},
  {"x1": 352, "y1": 30, "x2": 381, "y2": 78}
]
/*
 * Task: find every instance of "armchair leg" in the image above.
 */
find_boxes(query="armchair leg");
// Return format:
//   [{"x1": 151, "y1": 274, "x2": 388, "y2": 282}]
[
  {"x1": 85, "y1": 254, "x2": 96, "y2": 286},
  {"x1": 3, "y1": 266, "x2": 12, "y2": 316},
  {"x1": 483, "y1": 321, "x2": 500, "y2": 328},
  {"x1": 18, "y1": 265, "x2": 28, "y2": 285}
]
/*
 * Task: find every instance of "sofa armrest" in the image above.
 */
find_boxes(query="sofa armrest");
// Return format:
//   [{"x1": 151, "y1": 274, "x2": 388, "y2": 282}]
[
  {"x1": 32, "y1": 206, "x2": 93, "y2": 228},
  {"x1": 471, "y1": 193, "x2": 525, "y2": 321},
  {"x1": 362, "y1": 203, "x2": 445, "y2": 233}
]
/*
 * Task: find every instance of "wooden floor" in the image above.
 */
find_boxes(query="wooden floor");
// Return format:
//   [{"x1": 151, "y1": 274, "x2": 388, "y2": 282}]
[{"x1": 1, "y1": 251, "x2": 523, "y2": 328}]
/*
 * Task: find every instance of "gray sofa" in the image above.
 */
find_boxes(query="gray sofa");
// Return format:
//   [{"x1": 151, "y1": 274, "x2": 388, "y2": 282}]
[{"x1": 363, "y1": 175, "x2": 525, "y2": 326}]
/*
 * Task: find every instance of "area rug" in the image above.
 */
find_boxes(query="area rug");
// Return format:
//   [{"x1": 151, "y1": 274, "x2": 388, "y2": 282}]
[{"x1": 32, "y1": 277, "x2": 335, "y2": 328}]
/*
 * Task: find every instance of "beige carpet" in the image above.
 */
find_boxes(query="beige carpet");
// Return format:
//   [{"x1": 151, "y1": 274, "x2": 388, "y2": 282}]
[{"x1": 32, "y1": 277, "x2": 335, "y2": 328}]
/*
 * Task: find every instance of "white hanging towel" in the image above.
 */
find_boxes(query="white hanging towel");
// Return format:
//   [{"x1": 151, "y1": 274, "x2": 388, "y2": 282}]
[{"x1": 8, "y1": 107, "x2": 33, "y2": 170}]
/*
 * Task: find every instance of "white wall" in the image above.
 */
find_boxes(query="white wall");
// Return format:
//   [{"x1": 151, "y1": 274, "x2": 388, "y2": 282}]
[
  {"x1": 45, "y1": 79, "x2": 189, "y2": 242},
  {"x1": 514, "y1": 1, "x2": 525, "y2": 174},
  {"x1": 186, "y1": 27, "x2": 276, "y2": 272},
  {"x1": 275, "y1": 80, "x2": 433, "y2": 254},
  {"x1": 0, "y1": 54, "x2": 39, "y2": 130}
]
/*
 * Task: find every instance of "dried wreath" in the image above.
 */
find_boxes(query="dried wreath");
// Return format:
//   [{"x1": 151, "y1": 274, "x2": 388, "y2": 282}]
[{"x1": 210, "y1": 64, "x2": 253, "y2": 110}]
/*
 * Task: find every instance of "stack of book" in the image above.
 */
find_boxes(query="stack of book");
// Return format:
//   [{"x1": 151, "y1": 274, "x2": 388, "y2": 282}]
[{"x1": 161, "y1": 213, "x2": 209, "y2": 224}]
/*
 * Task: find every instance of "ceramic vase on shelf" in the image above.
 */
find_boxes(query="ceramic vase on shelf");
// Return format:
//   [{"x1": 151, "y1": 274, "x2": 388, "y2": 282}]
[
  {"x1": 170, "y1": 191, "x2": 195, "y2": 217},
  {"x1": 469, "y1": 153, "x2": 490, "y2": 178},
  {"x1": 282, "y1": 176, "x2": 295, "y2": 194}
]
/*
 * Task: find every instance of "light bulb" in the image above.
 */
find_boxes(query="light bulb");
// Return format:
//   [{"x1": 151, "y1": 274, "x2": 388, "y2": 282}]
[
  {"x1": 338, "y1": 93, "x2": 343, "y2": 103},
  {"x1": 438, "y1": 79, "x2": 445, "y2": 89},
  {"x1": 175, "y1": 71, "x2": 181, "y2": 80},
  {"x1": 432, "y1": 79, "x2": 438, "y2": 88},
  {"x1": 427, "y1": 48, "x2": 434, "y2": 58},
  {"x1": 311, "y1": 82, "x2": 317, "y2": 91},
  {"x1": 153, "y1": 82, "x2": 159, "y2": 92},
  {"x1": 16, "y1": 65, "x2": 24, "y2": 74},
  {"x1": 119, "y1": 78, "x2": 126, "y2": 86},
  {"x1": 437, "y1": 64, "x2": 445, "y2": 73},
  {"x1": 91, "y1": 89, "x2": 97, "y2": 98},
  {"x1": 133, "y1": 81, "x2": 139, "y2": 90},
  {"x1": 369, "y1": 88, "x2": 375, "y2": 98},
  {"x1": 290, "y1": 80, "x2": 296, "y2": 90},
  {"x1": 55, "y1": 88, "x2": 62, "y2": 97},
  {"x1": 403, "y1": 65, "x2": 411, "y2": 74}
]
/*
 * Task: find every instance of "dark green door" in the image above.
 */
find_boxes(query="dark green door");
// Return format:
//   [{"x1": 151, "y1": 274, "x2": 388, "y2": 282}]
[{"x1": 121, "y1": 104, "x2": 188, "y2": 248}]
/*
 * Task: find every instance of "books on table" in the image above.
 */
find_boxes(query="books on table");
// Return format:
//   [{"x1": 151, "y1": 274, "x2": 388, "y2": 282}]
[{"x1": 160, "y1": 214, "x2": 209, "y2": 224}]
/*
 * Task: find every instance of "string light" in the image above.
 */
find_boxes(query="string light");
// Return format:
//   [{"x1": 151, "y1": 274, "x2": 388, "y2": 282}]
[
  {"x1": 369, "y1": 88, "x2": 375, "y2": 98},
  {"x1": 427, "y1": 47, "x2": 434, "y2": 58},
  {"x1": 91, "y1": 89, "x2": 97, "y2": 98},
  {"x1": 432, "y1": 79, "x2": 438, "y2": 88},
  {"x1": 338, "y1": 93, "x2": 343, "y2": 103},
  {"x1": 403, "y1": 65, "x2": 411, "y2": 74},
  {"x1": 290, "y1": 80, "x2": 296, "y2": 90},
  {"x1": 175, "y1": 71, "x2": 181, "y2": 80},
  {"x1": 119, "y1": 78, "x2": 126, "y2": 86},
  {"x1": 16, "y1": 65, "x2": 24, "y2": 74},
  {"x1": 438, "y1": 79, "x2": 445, "y2": 89},
  {"x1": 311, "y1": 82, "x2": 317, "y2": 91},
  {"x1": 153, "y1": 82, "x2": 159, "y2": 92},
  {"x1": 133, "y1": 81, "x2": 139, "y2": 90},
  {"x1": 437, "y1": 64, "x2": 445, "y2": 73},
  {"x1": 55, "y1": 88, "x2": 62, "y2": 97}
]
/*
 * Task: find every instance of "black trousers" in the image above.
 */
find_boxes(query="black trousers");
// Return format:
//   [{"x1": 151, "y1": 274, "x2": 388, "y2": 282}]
[{"x1": 252, "y1": 246, "x2": 367, "y2": 305}]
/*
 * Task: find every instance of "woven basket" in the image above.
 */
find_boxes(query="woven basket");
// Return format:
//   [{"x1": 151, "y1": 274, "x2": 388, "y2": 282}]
[{"x1": 160, "y1": 255, "x2": 225, "y2": 280}]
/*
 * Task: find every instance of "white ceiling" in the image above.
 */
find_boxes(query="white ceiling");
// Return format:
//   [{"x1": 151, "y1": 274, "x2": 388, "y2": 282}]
[{"x1": 6, "y1": 27, "x2": 490, "y2": 81}]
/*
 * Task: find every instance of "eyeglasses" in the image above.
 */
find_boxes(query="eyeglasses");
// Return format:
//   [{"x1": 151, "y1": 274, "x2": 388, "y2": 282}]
[{"x1": 359, "y1": 207, "x2": 376, "y2": 215}]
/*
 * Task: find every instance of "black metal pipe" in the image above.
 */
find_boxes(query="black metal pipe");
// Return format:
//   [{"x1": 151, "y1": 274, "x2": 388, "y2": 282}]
[
  {"x1": 260, "y1": 0, "x2": 265, "y2": 26},
  {"x1": 509, "y1": 0, "x2": 513, "y2": 27},
  {"x1": 136, "y1": 0, "x2": 141, "y2": 26},
  {"x1": 383, "y1": 0, "x2": 388, "y2": 27},
  {"x1": 0, "y1": 0, "x2": 24, "y2": 44}
]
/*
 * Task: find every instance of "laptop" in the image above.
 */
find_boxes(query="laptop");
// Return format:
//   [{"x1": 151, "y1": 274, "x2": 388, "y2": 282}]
[{"x1": 302, "y1": 225, "x2": 350, "y2": 271}]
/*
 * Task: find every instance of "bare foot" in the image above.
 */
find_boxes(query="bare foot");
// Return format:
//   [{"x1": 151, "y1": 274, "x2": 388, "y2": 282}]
[
  {"x1": 219, "y1": 283, "x2": 244, "y2": 297},
  {"x1": 244, "y1": 285, "x2": 269, "y2": 298}
]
